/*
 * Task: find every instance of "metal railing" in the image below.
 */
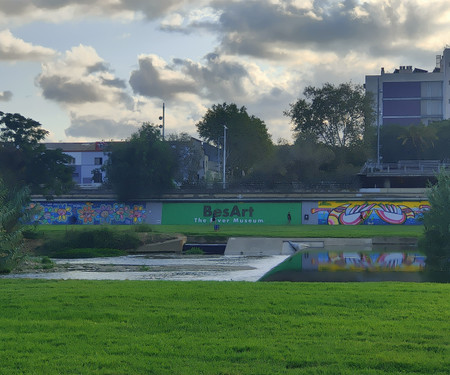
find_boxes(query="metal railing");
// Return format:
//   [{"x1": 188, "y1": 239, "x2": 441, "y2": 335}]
[{"x1": 360, "y1": 160, "x2": 449, "y2": 175}]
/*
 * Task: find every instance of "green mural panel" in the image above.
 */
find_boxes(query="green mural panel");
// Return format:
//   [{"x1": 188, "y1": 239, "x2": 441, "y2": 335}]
[{"x1": 162, "y1": 202, "x2": 302, "y2": 225}]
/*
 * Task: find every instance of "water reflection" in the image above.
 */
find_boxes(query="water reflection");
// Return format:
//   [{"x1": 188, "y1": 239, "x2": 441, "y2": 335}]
[{"x1": 260, "y1": 249, "x2": 426, "y2": 282}]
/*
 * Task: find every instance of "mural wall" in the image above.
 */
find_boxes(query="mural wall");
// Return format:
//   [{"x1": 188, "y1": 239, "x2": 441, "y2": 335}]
[
  {"x1": 28, "y1": 201, "x2": 147, "y2": 225},
  {"x1": 311, "y1": 201, "x2": 430, "y2": 225},
  {"x1": 27, "y1": 200, "x2": 430, "y2": 226}
]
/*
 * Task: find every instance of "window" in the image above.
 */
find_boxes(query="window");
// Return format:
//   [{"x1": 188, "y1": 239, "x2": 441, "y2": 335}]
[{"x1": 94, "y1": 157, "x2": 103, "y2": 165}]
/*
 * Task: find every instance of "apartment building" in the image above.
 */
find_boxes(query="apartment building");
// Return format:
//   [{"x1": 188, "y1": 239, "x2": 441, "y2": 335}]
[{"x1": 365, "y1": 47, "x2": 450, "y2": 127}]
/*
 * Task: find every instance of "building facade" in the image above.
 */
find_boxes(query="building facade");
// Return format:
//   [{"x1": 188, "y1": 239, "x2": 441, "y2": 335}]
[
  {"x1": 45, "y1": 139, "x2": 220, "y2": 188},
  {"x1": 365, "y1": 48, "x2": 450, "y2": 127},
  {"x1": 45, "y1": 142, "x2": 108, "y2": 188}
]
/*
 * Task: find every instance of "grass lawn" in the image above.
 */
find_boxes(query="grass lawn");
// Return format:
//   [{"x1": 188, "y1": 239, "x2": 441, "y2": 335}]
[
  {"x1": 0, "y1": 280, "x2": 448, "y2": 374},
  {"x1": 27, "y1": 224, "x2": 425, "y2": 240}
]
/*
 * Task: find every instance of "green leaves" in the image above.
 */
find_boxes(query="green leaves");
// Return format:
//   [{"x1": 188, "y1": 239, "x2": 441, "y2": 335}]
[
  {"x1": 104, "y1": 124, "x2": 177, "y2": 200},
  {"x1": 285, "y1": 82, "x2": 375, "y2": 148},
  {"x1": 196, "y1": 103, "x2": 273, "y2": 178},
  {"x1": 421, "y1": 170, "x2": 450, "y2": 281},
  {"x1": 0, "y1": 112, "x2": 74, "y2": 196}
]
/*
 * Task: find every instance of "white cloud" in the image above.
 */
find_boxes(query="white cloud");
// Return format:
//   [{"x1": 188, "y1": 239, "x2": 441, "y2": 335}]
[
  {"x1": 0, "y1": 90, "x2": 13, "y2": 101},
  {"x1": 0, "y1": 29, "x2": 56, "y2": 61}
]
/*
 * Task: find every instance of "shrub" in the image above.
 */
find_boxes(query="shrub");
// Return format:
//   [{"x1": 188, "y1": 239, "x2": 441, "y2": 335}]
[
  {"x1": 134, "y1": 224, "x2": 153, "y2": 233},
  {"x1": 184, "y1": 247, "x2": 204, "y2": 255},
  {"x1": 420, "y1": 170, "x2": 450, "y2": 282},
  {"x1": 50, "y1": 248, "x2": 127, "y2": 259},
  {"x1": 36, "y1": 228, "x2": 140, "y2": 257}
]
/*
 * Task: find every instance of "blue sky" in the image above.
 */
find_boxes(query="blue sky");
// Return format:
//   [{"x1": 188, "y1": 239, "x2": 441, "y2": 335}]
[{"x1": 1, "y1": 0, "x2": 450, "y2": 143}]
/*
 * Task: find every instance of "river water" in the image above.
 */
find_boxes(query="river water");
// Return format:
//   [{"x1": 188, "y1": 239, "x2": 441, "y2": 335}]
[{"x1": 1, "y1": 254, "x2": 289, "y2": 282}]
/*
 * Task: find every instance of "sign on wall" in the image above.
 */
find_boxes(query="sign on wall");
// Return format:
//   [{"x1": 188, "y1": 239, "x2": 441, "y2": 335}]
[
  {"x1": 310, "y1": 201, "x2": 430, "y2": 225},
  {"x1": 161, "y1": 202, "x2": 302, "y2": 225}
]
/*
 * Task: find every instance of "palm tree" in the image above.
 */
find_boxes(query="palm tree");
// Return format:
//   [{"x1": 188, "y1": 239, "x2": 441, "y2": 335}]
[{"x1": 397, "y1": 124, "x2": 437, "y2": 159}]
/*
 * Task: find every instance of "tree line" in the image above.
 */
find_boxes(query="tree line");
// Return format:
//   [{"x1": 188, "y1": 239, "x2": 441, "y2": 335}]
[{"x1": 3, "y1": 82, "x2": 450, "y2": 202}]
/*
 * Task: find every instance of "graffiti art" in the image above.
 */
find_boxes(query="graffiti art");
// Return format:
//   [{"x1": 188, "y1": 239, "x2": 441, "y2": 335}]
[{"x1": 311, "y1": 201, "x2": 430, "y2": 225}]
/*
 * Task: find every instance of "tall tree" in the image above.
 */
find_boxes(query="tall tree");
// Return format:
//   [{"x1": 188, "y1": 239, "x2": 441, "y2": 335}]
[
  {"x1": 196, "y1": 103, "x2": 273, "y2": 178},
  {"x1": 0, "y1": 112, "x2": 74, "y2": 196},
  {"x1": 0, "y1": 178, "x2": 30, "y2": 273},
  {"x1": 420, "y1": 170, "x2": 450, "y2": 282},
  {"x1": 285, "y1": 83, "x2": 375, "y2": 148},
  {"x1": 104, "y1": 123, "x2": 177, "y2": 200}
]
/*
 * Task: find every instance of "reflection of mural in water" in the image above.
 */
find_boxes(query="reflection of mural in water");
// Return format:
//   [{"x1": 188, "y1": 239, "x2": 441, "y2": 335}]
[
  {"x1": 311, "y1": 201, "x2": 430, "y2": 225},
  {"x1": 303, "y1": 252, "x2": 425, "y2": 272},
  {"x1": 28, "y1": 202, "x2": 147, "y2": 225}
]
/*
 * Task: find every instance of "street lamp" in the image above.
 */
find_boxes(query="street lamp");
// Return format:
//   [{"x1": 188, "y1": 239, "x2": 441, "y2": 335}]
[
  {"x1": 158, "y1": 103, "x2": 165, "y2": 140},
  {"x1": 223, "y1": 125, "x2": 227, "y2": 189}
]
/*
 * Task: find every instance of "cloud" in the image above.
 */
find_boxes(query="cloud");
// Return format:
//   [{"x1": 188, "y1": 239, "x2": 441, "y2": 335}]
[
  {"x1": 180, "y1": 1, "x2": 450, "y2": 62},
  {"x1": 65, "y1": 115, "x2": 139, "y2": 140},
  {"x1": 0, "y1": 29, "x2": 56, "y2": 61},
  {"x1": 36, "y1": 45, "x2": 132, "y2": 106},
  {"x1": 0, "y1": 0, "x2": 206, "y2": 24},
  {"x1": 129, "y1": 55, "x2": 197, "y2": 99},
  {"x1": 0, "y1": 90, "x2": 13, "y2": 101}
]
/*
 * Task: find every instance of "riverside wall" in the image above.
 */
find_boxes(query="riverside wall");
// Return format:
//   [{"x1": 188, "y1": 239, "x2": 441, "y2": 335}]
[{"x1": 29, "y1": 188, "x2": 429, "y2": 226}]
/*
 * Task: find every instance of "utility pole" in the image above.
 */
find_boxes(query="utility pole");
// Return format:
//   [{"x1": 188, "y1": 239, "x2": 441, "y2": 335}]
[
  {"x1": 159, "y1": 103, "x2": 165, "y2": 140},
  {"x1": 223, "y1": 125, "x2": 227, "y2": 189}
]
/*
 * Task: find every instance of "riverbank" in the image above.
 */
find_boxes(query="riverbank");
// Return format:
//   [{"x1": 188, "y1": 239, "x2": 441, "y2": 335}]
[{"x1": 1, "y1": 280, "x2": 448, "y2": 374}]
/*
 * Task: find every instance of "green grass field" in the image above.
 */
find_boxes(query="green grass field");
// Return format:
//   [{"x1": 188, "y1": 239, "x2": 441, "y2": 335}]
[
  {"x1": 0, "y1": 280, "x2": 448, "y2": 374},
  {"x1": 28, "y1": 223, "x2": 425, "y2": 239}
]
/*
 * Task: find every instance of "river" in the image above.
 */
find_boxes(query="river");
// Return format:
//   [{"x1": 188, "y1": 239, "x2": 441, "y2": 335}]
[{"x1": 1, "y1": 254, "x2": 289, "y2": 282}]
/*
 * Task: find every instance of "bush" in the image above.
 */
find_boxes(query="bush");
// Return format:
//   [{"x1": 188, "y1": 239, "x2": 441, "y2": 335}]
[
  {"x1": 420, "y1": 170, "x2": 450, "y2": 282},
  {"x1": 134, "y1": 224, "x2": 153, "y2": 233},
  {"x1": 184, "y1": 247, "x2": 204, "y2": 255},
  {"x1": 50, "y1": 248, "x2": 127, "y2": 259},
  {"x1": 22, "y1": 228, "x2": 44, "y2": 239},
  {"x1": 36, "y1": 228, "x2": 140, "y2": 257}
]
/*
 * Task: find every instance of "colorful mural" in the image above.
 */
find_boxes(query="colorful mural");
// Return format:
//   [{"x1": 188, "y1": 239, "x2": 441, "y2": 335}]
[
  {"x1": 311, "y1": 201, "x2": 430, "y2": 225},
  {"x1": 315, "y1": 252, "x2": 426, "y2": 272},
  {"x1": 28, "y1": 202, "x2": 147, "y2": 225}
]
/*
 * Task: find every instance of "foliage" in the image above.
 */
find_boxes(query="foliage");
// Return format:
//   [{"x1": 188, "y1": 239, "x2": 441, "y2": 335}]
[
  {"x1": 196, "y1": 103, "x2": 273, "y2": 178},
  {"x1": 0, "y1": 280, "x2": 448, "y2": 374},
  {"x1": 0, "y1": 111, "x2": 75, "y2": 196},
  {"x1": 49, "y1": 248, "x2": 127, "y2": 259},
  {"x1": 285, "y1": 82, "x2": 375, "y2": 148},
  {"x1": 0, "y1": 178, "x2": 30, "y2": 273},
  {"x1": 380, "y1": 121, "x2": 450, "y2": 162},
  {"x1": 36, "y1": 228, "x2": 141, "y2": 257},
  {"x1": 245, "y1": 139, "x2": 363, "y2": 189},
  {"x1": 184, "y1": 246, "x2": 204, "y2": 255},
  {"x1": 31, "y1": 223, "x2": 424, "y2": 239},
  {"x1": 104, "y1": 123, "x2": 177, "y2": 200},
  {"x1": 420, "y1": 170, "x2": 450, "y2": 282},
  {"x1": 167, "y1": 132, "x2": 204, "y2": 185}
]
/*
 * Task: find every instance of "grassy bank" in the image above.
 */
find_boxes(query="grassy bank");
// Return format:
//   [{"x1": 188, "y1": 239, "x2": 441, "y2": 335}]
[
  {"x1": 27, "y1": 224, "x2": 424, "y2": 239},
  {"x1": 0, "y1": 280, "x2": 448, "y2": 374}
]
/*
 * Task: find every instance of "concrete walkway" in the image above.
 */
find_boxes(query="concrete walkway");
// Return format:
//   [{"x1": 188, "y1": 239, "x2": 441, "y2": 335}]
[{"x1": 225, "y1": 237, "x2": 386, "y2": 256}]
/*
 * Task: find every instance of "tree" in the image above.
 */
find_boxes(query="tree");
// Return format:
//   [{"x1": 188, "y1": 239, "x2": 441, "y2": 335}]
[
  {"x1": 196, "y1": 103, "x2": 273, "y2": 178},
  {"x1": 167, "y1": 132, "x2": 204, "y2": 186},
  {"x1": 420, "y1": 170, "x2": 450, "y2": 282},
  {"x1": 0, "y1": 178, "x2": 30, "y2": 273},
  {"x1": 0, "y1": 112, "x2": 74, "y2": 196},
  {"x1": 104, "y1": 123, "x2": 177, "y2": 200},
  {"x1": 397, "y1": 124, "x2": 437, "y2": 160},
  {"x1": 285, "y1": 83, "x2": 375, "y2": 148}
]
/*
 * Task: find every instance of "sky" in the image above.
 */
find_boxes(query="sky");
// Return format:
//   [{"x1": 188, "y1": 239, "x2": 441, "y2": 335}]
[{"x1": 1, "y1": 0, "x2": 450, "y2": 143}]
